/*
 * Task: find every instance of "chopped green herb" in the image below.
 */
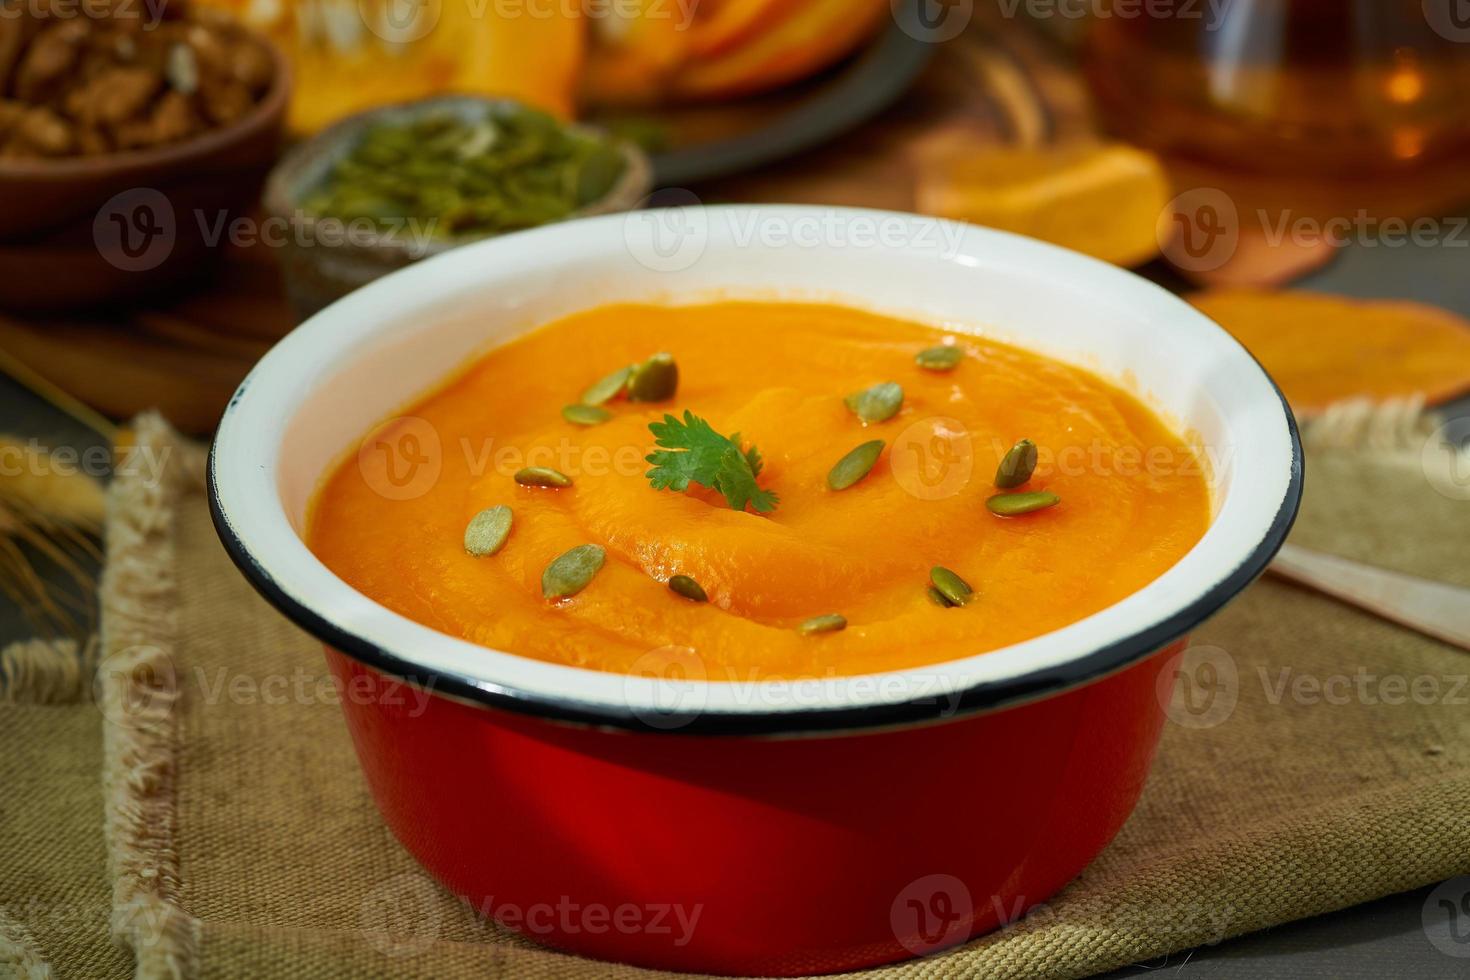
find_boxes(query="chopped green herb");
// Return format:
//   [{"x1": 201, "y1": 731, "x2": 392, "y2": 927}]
[{"x1": 645, "y1": 410, "x2": 779, "y2": 513}]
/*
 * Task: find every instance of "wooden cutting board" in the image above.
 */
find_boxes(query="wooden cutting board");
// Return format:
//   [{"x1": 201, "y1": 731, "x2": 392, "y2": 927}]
[{"x1": 0, "y1": 242, "x2": 295, "y2": 434}]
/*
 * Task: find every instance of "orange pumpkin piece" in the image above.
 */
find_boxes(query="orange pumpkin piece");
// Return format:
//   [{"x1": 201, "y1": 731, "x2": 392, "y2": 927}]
[
  {"x1": 580, "y1": 0, "x2": 693, "y2": 107},
  {"x1": 197, "y1": 0, "x2": 584, "y2": 132},
  {"x1": 916, "y1": 141, "x2": 1170, "y2": 268},
  {"x1": 684, "y1": 0, "x2": 802, "y2": 60},
  {"x1": 668, "y1": 0, "x2": 890, "y2": 101},
  {"x1": 1190, "y1": 289, "x2": 1470, "y2": 415}
]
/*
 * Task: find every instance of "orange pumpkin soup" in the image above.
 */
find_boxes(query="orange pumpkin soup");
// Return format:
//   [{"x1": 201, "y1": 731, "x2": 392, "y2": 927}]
[{"x1": 307, "y1": 301, "x2": 1211, "y2": 679}]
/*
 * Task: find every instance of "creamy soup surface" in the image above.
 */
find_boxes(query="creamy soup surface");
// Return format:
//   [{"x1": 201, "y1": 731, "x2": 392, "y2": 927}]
[{"x1": 308, "y1": 301, "x2": 1212, "y2": 679}]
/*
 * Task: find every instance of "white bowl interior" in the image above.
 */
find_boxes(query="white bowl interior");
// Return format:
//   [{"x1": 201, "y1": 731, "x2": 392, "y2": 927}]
[{"x1": 214, "y1": 206, "x2": 1295, "y2": 720}]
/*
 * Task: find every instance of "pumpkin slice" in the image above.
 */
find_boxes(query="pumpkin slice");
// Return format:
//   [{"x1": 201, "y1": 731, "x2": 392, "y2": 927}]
[
  {"x1": 580, "y1": 0, "x2": 693, "y2": 106},
  {"x1": 684, "y1": 0, "x2": 802, "y2": 59},
  {"x1": 669, "y1": 0, "x2": 890, "y2": 101},
  {"x1": 1190, "y1": 289, "x2": 1470, "y2": 415},
  {"x1": 198, "y1": 0, "x2": 584, "y2": 131},
  {"x1": 916, "y1": 140, "x2": 1170, "y2": 268}
]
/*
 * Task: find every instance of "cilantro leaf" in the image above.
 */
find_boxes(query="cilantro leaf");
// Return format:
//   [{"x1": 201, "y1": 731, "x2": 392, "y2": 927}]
[{"x1": 645, "y1": 411, "x2": 779, "y2": 513}]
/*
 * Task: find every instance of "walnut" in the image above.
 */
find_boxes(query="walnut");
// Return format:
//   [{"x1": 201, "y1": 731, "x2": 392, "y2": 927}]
[
  {"x1": 228, "y1": 38, "x2": 273, "y2": 94},
  {"x1": 200, "y1": 79, "x2": 252, "y2": 126},
  {"x1": 150, "y1": 90, "x2": 198, "y2": 144},
  {"x1": 0, "y1": 99, "x2": 24, "y2": 136},
  {"x1": 184, "y1": 24, "x2": 227, "y2": 76},
  {"x1": 1, "y1": 2, "x2": 268, "y2": 157},
  {"x1": 76, "y1": 123, "x2": 112, "y2": 155},
  {"x1": 15, "y1": 105, "x2": 73, "y2": 155},
  {"x1": 90, "y1": 66, "x2": 161, "y2": 124},
  {"x1": 0, "y1": 18, "x2": 23, "y2": 96},
  {"x1": 14, "y1": 19, "x2": 89, "y2": 102}
]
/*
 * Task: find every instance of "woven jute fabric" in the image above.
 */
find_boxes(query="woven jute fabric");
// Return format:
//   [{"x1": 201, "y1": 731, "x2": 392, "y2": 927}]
[{"x1": 2, "y1": 404, "x2": 1469, "y2": 979}]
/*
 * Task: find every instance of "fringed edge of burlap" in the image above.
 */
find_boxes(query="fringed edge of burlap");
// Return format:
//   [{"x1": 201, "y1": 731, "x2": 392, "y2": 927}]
[
  {"x1": 99, "y1": 412, "x2": 200, "y2": 980},
  {"x1": 0, "y1": 636, "x2": 96, "y2": 705},
  {"x1": 1302, "y1": 394, "x2": 1438, "y2": 453},
  {"x1": 0, "y1": 906, "x2": 54, "y2": 980}
]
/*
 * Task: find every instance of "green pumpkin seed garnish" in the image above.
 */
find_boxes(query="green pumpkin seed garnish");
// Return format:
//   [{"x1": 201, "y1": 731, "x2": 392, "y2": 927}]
[
  {"x1": 843, "y1": 382, "x2": 904, "y2": 424},
  {"x1": 827, "y1": 439, "x2": 885, "y2": 491},
  {"x1": 463, "y1": 505, "x2": 513, "y2": 557},
  {"x1": 925, "y1": 585, "x2": 955, "y2": 608},
  {"x1": 987, "y1": 490, "x2": 1061, "y2": 516},
  {"x1": 581, "y1": 365, "x2": 632, "y2": 406},
  {"x1": 929, "y1": 566, "x2": 974, "y2": 607},
  {"x1": 915, "y1": 345, "x2": 963, "y2": 371},
  {"x1": 798, "y1": 614, "x2": 847, "y2": 635},
  {"x1": 562, "y1": 403, "x2": 612, "y2": 426},
  {"x1": 300, "y1": 106, "x2": 629, "y2": 241},
  {"x1": 995, "y1": 438, "x2": 1038, "y2": 489},
  {"x1": 626, "y1": 352, "x2": 678, "y2": 402},
  {"x1": 515, "y1": 466, "x2": 573, "y2": 488},
  {"x1": 542, "y1": 544, "x2": 606, "y2": 599},
  {"x1": 667, "y1": 574, "x2": 708, "y2": 602}
]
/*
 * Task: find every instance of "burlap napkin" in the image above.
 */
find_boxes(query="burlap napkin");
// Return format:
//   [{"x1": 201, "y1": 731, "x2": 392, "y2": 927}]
[{"x1": 3, "y1": 403, "x2": 1468, "y2": 980}]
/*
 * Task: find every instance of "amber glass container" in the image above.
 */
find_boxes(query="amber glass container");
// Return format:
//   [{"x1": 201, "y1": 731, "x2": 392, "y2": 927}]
[{"x1": 1083, "y1": 0, "x2": 1470, "y2": 180}]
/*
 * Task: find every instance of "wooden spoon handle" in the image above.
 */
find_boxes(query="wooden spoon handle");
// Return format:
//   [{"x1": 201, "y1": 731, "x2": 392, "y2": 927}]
[{"x1": 1268, "y1": 543, "x2": 1470, "y2": 653}]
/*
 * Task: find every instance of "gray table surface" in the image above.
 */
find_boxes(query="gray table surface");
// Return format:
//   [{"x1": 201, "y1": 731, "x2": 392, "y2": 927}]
[{"x1": 1, "y1": 228, "x2": 1467, "y2": 976}]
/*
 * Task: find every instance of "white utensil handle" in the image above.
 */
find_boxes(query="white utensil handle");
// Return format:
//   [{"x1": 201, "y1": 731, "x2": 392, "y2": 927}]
[{"x1": 1269, "y1": 542, "x2": 1470, "y2": 653}]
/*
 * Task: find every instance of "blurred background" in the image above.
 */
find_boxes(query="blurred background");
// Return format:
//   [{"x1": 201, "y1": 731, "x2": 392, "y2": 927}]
[{"x1": 1, "y1": 1, "x2": 1468, "y2": 974}]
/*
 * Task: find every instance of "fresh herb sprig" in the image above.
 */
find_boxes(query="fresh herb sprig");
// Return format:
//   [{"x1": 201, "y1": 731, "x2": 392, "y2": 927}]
[{"x1": 645, "y1": 411, "x2": 779, "y2": 513}]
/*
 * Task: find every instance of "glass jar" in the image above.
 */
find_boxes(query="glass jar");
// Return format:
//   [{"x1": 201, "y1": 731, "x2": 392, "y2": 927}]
[{"x1": 1083, "y1": 0, "x2": 1470, "y2": 180}]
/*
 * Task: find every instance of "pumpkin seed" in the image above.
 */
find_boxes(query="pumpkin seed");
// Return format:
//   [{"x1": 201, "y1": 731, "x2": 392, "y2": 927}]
[
  {"x1": 581, "y1": 365, "x2": 632, "y2": 406},
  {"x1": 562, "y1": 403, "x2": 612, "y2": 426},
  {"x1": 925, "y1": 585, "x2": 955, "y2": 608},
  {"x1": 843, "y1": 382, "x2": 903, "y2": 423},
  {"x1": 515, "y1": 466, "x2": 572, "y2": 488},
  {"x1": 987, "y1": 490, "x2": 1061, "y2": 516},
  {"x1": 994, "y1": 438, "x2": 1038, "y2": 488},
  {"x1": 667, "y1": 574, "x2": 708, "y2": 602},
  {"x1": 929, "y1": 566, "x2": 974, "y2": 606},
  {"x1": 915, "y1": 345, "x2": 963, "y2": 371},
  {"x1": 798, "y1": 614, "x2": 847, "y2": 635},
  {"x1": 627, "y1": 352, "x2": 679, "y2": 402},
  {"x1": 301, "y1": 106, "x2": 629, "y2": 240},
  {"x1": 541, "y1": 544, "x2": 606, "y2": 599},
  {"x1": 463, "y1": 505, "x2": 513, "y2": 557},
  {"x1": 827, "y1": 439, "x2": 885, "y2": 491}
]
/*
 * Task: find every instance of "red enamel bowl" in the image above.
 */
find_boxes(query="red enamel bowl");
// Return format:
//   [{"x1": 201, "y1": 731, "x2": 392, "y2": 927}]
[{"x1": 209, "y1": 206, "x2": 1301, "y2": 975}]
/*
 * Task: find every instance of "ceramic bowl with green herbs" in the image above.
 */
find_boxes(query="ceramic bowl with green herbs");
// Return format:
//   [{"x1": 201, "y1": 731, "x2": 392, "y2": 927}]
[{"x1": 263, "y1": 96, "x2": 653, "y2": 318}]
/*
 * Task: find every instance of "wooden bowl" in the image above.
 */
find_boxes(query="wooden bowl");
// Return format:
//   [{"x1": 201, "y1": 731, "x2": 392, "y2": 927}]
[{"x1": 0, "y1": 34, "x2": 291, "y2": 315}]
